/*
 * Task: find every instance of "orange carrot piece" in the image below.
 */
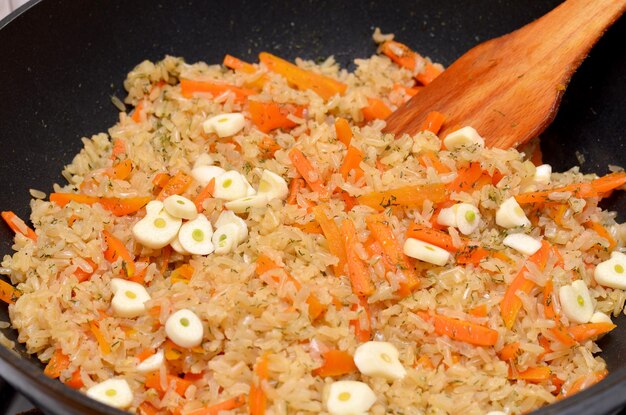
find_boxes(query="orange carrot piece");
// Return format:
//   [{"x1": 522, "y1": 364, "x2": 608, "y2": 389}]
[
  {"x1": 288, "y1": 148, "x2": 329, "y2": 199},
  {"x1": 287, "y1": 178, "x2": 306, "y2": 205},
  {"x1": 188, "y1": 395, "x2": 247, "y2": 415},
  {"x1": 110, "y1": 159, "x2": 133, "y2": 181},
  {"x1": 362, "y1": 97, "x2": 392, "y2": 121},
  {"x1": 338, "y1": 190, "x2": 358, "y2": 212},
  {"x1": 448, "y1": 162, "x2": 484, "y2": 193},
  {"x1": 50, "y1": 193, "x2": 150, "y2": 216},
  {"x1": 137, "y1": 348, "x2": 156, "y2": 363},
  {"x1": 419, "y1": 150, "x2": 451, "y2": 174},
  {"x1": 516, "y1": 171, "x2": 626, "y2": 204},
  {"x1": 44, "y1": 349, "x2": 70, "y2": 378},
  {"x1": 145, "y1": 372, "x2": 192, "y2": 396},
  {"x1": 416, "y1": 62, "x2": 443, "y2": 85},
  {"x1": 366, "y1": 214, "x2": 419, "y2": 295},
  {"x1": 152, "y1": 172, "x2": 171, "y2": 189},
  {"x1": 138, "y1": 402, "x2": 159, "y2": 415},
  {"x1": 157, "y1": 172, "x2": 193, "y2": 201},
  {"x1": 420, "y1": 311, "x2": 499, "y2": 346},
  {"x1": 341, "y1": 219, "x2": 374, "y2": 297},
  {"x1": 312, "y1": 350, "x2": 358, "y2": 377},
  {"x1": 89, "y1": 321, "x2": 111, "y2": 355},
  {"x1": 74, "y1": 258, "x2": 97, "y2": 283},
  {"x1": 350, "y1": 297, "x2": 372, "y2": 342},
  {"x1": 468, "y1": 303, "x2": 488, "y2": 318},
  {"x1": 380, "y1": 40, "x2": 422, "y2": 71},
  {"x1": 568, "y1": 323, "x2": 616, "y2": 342},
  {"x1": 339, "y1": 145, "x2": 364, "y2": 182},
  {"x1": 259, "y1": 52, "x2": 347, "y2": 100},
  {"x1": 393, "y1": 83, "x2": 422, "y2": 97},
  {"x1": 406, "y1": 224, "x2": 458, "y2": 252},
  {"x1": 223, "y1": 54, "x2": 256, "y2": 73},
  {"x1": 584, "y1": 221, "x2": 617, "y2": 249},
  {"x1": 456, "y1": 245, "x2": 490, "y2": 265},
  {"x1": 293, "y1": 221, "x2": 323, "y2": 234},
  {"x1": 110, "y1": 138, "x2": 126, "y2": 160},
  {"x1": 415, "y1": 355, "x2": 435, "y2": 369},
  {"x1": 249, "y1": 354, "x2": 269, "y2": 415},
  {"x1": 65, "y1": 369, "x2": 84, "y2": 389},
  {"x1": 102, "y1": 230, "x2": 136, "y2": 278},
  {"x1": 131, "y1": 101, "x2": 144, "y2": 123},
  {"x1": 512, "y1": 366, "x2": 551, "y2": 383},
  {"x1": 160, "y1": 245, "x2": 172, "y2": 275},
  {"x1": 358, "y1": 183, "x2": 448, "y2": 211},
  {"x1": 499, "y1": 342, "x2": 521, "y2": 361},
  {"x1": 0, "y1": 279, "x2": 20, "y2": 304},
  {"x1": 1, "y1": 211, "x2": 37, "y2": 241},
  {"x1": 258, "y1": 136, "x2": 281, "y2": 158},
  {"x1": 249, "y1": 100, "x2": 305, "y2": 133},
  {"x1": 334, "y1": 117, "x2": 353, "y2": 147},
  {"x1": 560, "y1": 370, "x2": 607, "y2": 399},
  {"x1": 180, "y1": 79, "x2": 255, "y2": 102},
  {"x1": 194, "y1": 178, "x2": 215, "y2": 212},
  {"x1": 312, "y1": 206, "x2": 347, "y2": 276},
  {"x1": 420, "y1": 111, "x2": 446, "y2": 134}
]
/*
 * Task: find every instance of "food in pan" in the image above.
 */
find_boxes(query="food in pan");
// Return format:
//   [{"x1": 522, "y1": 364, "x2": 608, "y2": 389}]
[{"x1": 2, "y1": 31, "x2": 626, "y2": 414}]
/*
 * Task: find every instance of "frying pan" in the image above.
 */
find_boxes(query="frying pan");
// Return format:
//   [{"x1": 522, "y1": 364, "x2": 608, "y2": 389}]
[{"x1": 0, "y1": 0, "x2": 625, "y2": 414}]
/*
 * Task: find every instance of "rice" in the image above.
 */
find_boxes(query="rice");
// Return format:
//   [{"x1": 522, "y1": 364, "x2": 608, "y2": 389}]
[{"x1": 1, "y1": 32, "x2": 625, "y2": 415}]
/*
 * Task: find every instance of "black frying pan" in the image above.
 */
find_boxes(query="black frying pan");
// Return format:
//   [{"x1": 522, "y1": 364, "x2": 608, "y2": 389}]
[{"x1": 1, "y1": 0, "x2": 625, "y2": 414}]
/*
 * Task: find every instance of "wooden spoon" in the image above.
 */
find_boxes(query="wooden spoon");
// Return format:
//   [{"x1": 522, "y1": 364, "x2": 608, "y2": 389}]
[{"x1": 384, "y1": 0, "x2": 626, "y2": 149}]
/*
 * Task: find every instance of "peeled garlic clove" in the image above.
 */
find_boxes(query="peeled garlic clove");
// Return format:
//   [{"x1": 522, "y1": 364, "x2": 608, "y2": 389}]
[
  {"x1": 213, "y1": 171, "x2": 248, "y2": 201},
  {"x1": 534, "y1": 164, "x2": 552, "y2": 185},
  {"x1": 203, "y1": 113, "x2": 246, "y2": 138},
  {"x1": 436, "y1": 206, "x2": 458, "y2": 227},
  {"x1": 86, "y1": 379, "x2": 133, "y2": 409},
  {"x1": 403, "y1": 238, "x2": 450, "y2": 266},
  {"x1": 178, "y1": 215, "x2": 214, "y2": 255},
  {"x1": 136, "y1": 350, "x2": 164, "y2": 373},
  {"x1": 212, "y1": 223, "x2": 240, "y2": 254},
  {"x1": 495, "y1": 197, "x2": 530, "y2": 229},
  {"x1": 502, "y1": 233, "x2": 542, "y2": 256},
  {"x1": 191, "y1": 165, "x2": 226, "y2": 187},
  {"x1": 325, "y1": 380, "x2": 377, "y2": 415},
  {"x1": 455, "y1": 203, "x2": 481, "y2": 235},
  {"x1": 111, "y1": 279, "x2": 151, "y2": 318},
  {"x1": 132, "y1": 201, "x2": 182, "y2": 249},
  {"x1": 193, "y1": 153, "x2": 214, "y2": 169},
  {"x1": 163, "y1": 195, "x2": 198, "y2": 220},
  {"x1": 594, "y1": 251, "x2": 626, "y2": 289},
  {"x1": 559, "y1": 280, "x2": 594, "y2": 324},
  {"x1": 165, "y1": 309, "x2": 204, "y2": 348},
  {"x1": 257, "y1": 170, "x2": 289, "y2": 200},
  {"x1": 443, "y1": 126, "x2": 484, "y2": 150},
  {"x1": 353, "y1": 341, "x2": 406, "y2": 381},
  {"x1": 170, "y1": 236, "x2": 190, "y2": 255},
  {"x1": 215, "y1": 210, "x2": 248, "y2": 243},
  {"x1": 224, "y1": 195, "x2": 269, "y2": 213}
]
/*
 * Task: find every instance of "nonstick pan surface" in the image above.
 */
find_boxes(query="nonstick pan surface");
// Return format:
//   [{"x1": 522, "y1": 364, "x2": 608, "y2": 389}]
[{"x1": 1, "y1": 1, "x2": 625, "y2": 414}]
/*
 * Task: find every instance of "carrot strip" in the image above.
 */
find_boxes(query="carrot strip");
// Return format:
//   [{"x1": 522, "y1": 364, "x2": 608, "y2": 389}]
[
  {"x1": 180, "y1": 79, "x2": 255, "y2": 102},
  {"x1": 499, "y1": 342, "x2": 521, "y2": 361},
  {"x1": 338, "y1": 190, "x2": 358, "y2": 212},
  {"x1": 223, "y1": 54, "x2": 257, "y2": 73},
  {"x1": 288, "y1": 148, "x2": 329, "y2": 199},
  {"x1": 145, "y1": 371, "x2": 192, "y2": 396},
  {"x1": 568, "y1": 323, "x2": 616, "y2": 342},
  {"x1": 341, "y1": 219, "x2": 374, "y2": 297},
  {"x1": 44, "y1": 349, "x2": 70, "y2": 378},
  {"x1": 188, "y1": 395, "x2": 247, "y2": 415},
  {"x1": 511, "y1": 366, "x2": 551, "y2": 383},
  {"x1": 1, "y1": 211, "x2": 37, "y2": 241},
  {"x1": 293, "y1": 221, "x2": 323, "y2": 234},
  {"x1": 102, "y1": 230, "x2": 136, "y2": 278},
  {"x1": 560, "y1": 370, "x2": 607, "y2": 399},
  {"x1": 152, "y1": 172, "x2": 171, "y2": 189},
  {"x1": 138, "y1": 402, "x2": 159, "y2": 415},
  {"x1": 0, "y1": 279, "x2": 20, "y2": 304},
  {"x1": 393, "y1": 83, "x2": 422, "y2": 97},
  {"x1": 137, "y1": 348, "x2": 156, "y2": 363},
  {"x1": 339, "y1": 146, "x2": 364, "y2": 182},
  {"x1": 416, "y1": 62, "x2": 443, "y2": 85},
  {"x1": 366, "y1": 214, "x2": 419, "y2": 295},
  {"x1": 194, "y1": 178, "x2": 215, "y2": 212},
  {"x1": 110, "y1": 159, "x2": 133, "y2": 181},
  {"x1": 89, "y1": 321, "x2": 111, "y2": 355},
  {"x1": 249, "y1": 100, "x2": 305, "y2": 133},
  {"x1": 468, "y1": 303, "x2": 488, "y2": 318},
  {"x1": 131, "y1": 101, "x2": 144, "y2": 123},
  {"x1": 249, "y1": 354, "x2": 269, "y2": 415},
  {"x1": 515, "y1": 171, "x2": 626, "y2": 204},
  {"x1": 419, "y1": 150, "x2": 451, "y2": 174},
  {"x1": 74, "y1": 258, "x2": 98, "y2": 283},
  {"x1": 350, "y1": 297, "x2": 371, "y2": 342},
  {"x1": 543, "y1": 279, "x2": 576, "y2": 347},
  {"x1": 287, "y1": 178, "x2": 305, "y2": 205},
  {"x1": 334, "y1": 117, "x2": 353, "y2": 147},
  {"x1": 65, "y1": 369, "x2": 84, "y2": 389},
  {"x1": 448, "y1": 162, "x2": 484, "y2": 193},
  {"x1": 406, "y1": 224, "x2": 458, "y2": 252},
  {"x1": 584, "y1": 221, "x2": 617, "y2": 249},
  {"x1": 420, "y1": 111, "x2": 446, "y2": 134},
  {"x1": 312, "y1": 206, "x2": 347, "y2": 276},
  {"x1": 258, "y1": 136, "x2": 281, "y2": 158},
  {"x1": 110, "y1": 138, "x2": 126, "y2": 160},
  {"x1": 362, "y1": 97, "x2": 392, "y2": 121},
  {"x1": 357, "y1": 183, "x2": 448, "y2": 211},
  {"x1": 456, "y1": 245, "x2": 490, "y2": 265},
  {"x1": 157, "y1": 172, "x2": 193, "y2": 201},
  {"x1": 50, "y1": 193, "x2": 150, "y2": 216},
  {"x1": 259, "y1": 52, "x2": 347, "y2": 100},
  {"x1": 380, "y1": 40, "x2": 423, "y2": 71},
  {"x1": 312, "y1": 350, "x2": 357, "y2": 377},
  {"x1": 419, "y1": 311, "x2": 499, "y2": 346}
]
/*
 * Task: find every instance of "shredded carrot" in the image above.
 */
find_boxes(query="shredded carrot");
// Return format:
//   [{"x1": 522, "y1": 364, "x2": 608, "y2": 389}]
[
  {"x1": 152, "y1": 172, "x2": 171, "y2": 189},
  {"x1": 357, "y1": 183, "x2": 447, "y2": 211},
  {"x1": 110, "y1": 138, "x2": 126, "y2": 160},
  {"x1": 416, "y1": 62, "x2": 443, "y2": 85},
  {"x1": 249, "y1": 100, "x2": 306, "y2": 133},
  {"x1": 65, "y1": 369, "x2": 84, "y2": 389},
  {"x1": 380, "y1": 40, "x2": 423, "y2": 71},
  {"x1": 109, "y1": 159, "x2": 133, "y2": 181},
  {"x1": 288, "y1": 148, "x2": 329, "y2": 199},
  {"x1": 188, "y1": 395, "x2": 247, "y2": 415},
  {"x1": 89, "y1": 320, "x2": 111, "y2": 354},
  {"x1": 500, "y1": 241, "x2": 552, "y2": 329},
  {"x1": 456, "y1": 245, "x2": 490, "y2": 265},
  {"x1": 259, "y1": 52, "x2": 347, "y2": 100},
  {"x1": 420, "y1": 111, "x2": 446, "y2": 134},
  {"x1": 223, "y1": 54, "x2": 257, "y2": 73},
  {"x1": 194, "y1": 178, "x2": 215, "y2": 212},
  {"x1": 559, "y1": 370, "x2": 607, "y2": 399},
  {"x1": 334, "y1": 117, "x2": 353, "y2": 147},
  {"x1": 341, "y1": 218, "x2": 375, "y2": 297},
  {"x1": 338, "y1": 190, "x2": 358, "y2": 212},
  {"x1": 405, "y1": 224, "x2": 458, "y2": 252},
  {"x1": 50, "y1": 193, "x2": 150, "y2": 216},
  {"x1": 137, "y1": 348, "x2": 156, "y2": 363},
  {"x1": 138, "y1": 402, "x2": 159, "y2": 415},
  {"x1": 511, "y1": 366, "x2": 551, "y2": 383},
  {"x1": 131, "y1": 101, "x2": 144, "y2": 123},
  {"x1": 350, "y1": 297, "x2": 372, "y2": 342},
  {"x1": 293, "y1": 221, "x2": 323, "y2": 234},
  {"x1": 160, "y1": 245, "x2": 172, "y2": 274},
  {"x1": 311, "y1": 206, "x2": 347, "y2": 278},
  {"x1": 145, "y1": 371, "x2": 192, "y2": 396},
  {"x1": 448, "y1": 162, "x2": 484, "y2": 194},
  {"x1": 0, "y1": 279, "x2": 20, "y2": 304},
  {"x1": 74, "y1": 258, "x2": 98, "y2": 283},
  {"x1": 170, "y1": 264, "x2": 195, "y2": 284},
  {"x1": 366, "y1": 214, "x2": 419, "y2": 295},
  {"x1": 516, "y1": 171, "x2": 626, "y2": 204},
  {"x1": 419, "y1": 150, "x2": 451, "y2": 174},
  {"x1": 584, "y1": 220, "x2": 617, "y2": 249},
  {"x1": 415, "y1": 355, "x2": 435, "y2": 369},
  {"x1": 362, "y1": 97, "x2": 392, "y2": 121},
  {"x1": 102, "y1": 230, "x2": 136, "y2": 278},
  {"x1": 287, "y1": 178, "x2": 305, "y2": 205},
  {"x1": 339, "y1": 145, "x2": 364, "y2": 182},
  {"x1": 249, "y1": 354, "x2": 269, "y2": 415},
  {"x1": 1, "y1": 211, "x2": 37, "y2": 241},
  {"x1": 568, "y1": 323, "x2": 616, "y2": 342},
  {"x1": 499, "y1": 342, "x2": 521, "y2": 361},
  {"x1": 543, "y1": 279, "x2": 576, "y2": 347},
  {"x1": 312, "y1": 349, "x2": 357, "y2": 377},
  {"x1": 157, "y1": 172, "x2": 193, "y2": 201},
  {"x1": 468, "y1": 303, "x2": 488, "y2": 318},
  {"x1": 164, "y1": 339, "x2": 184, "y2": 361},
  {"x1": 44, "y1": 349, "x2": 70, "y2": 378},
  {"x1": 258, "y1": 136, "x2": 281, "y2": 158},
  {"x1": 180, "y1": 79, "x2": 255, "y2": 102},
  {"x1": 419, "y1": 311, "x2": 499, "y2": 346}
]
